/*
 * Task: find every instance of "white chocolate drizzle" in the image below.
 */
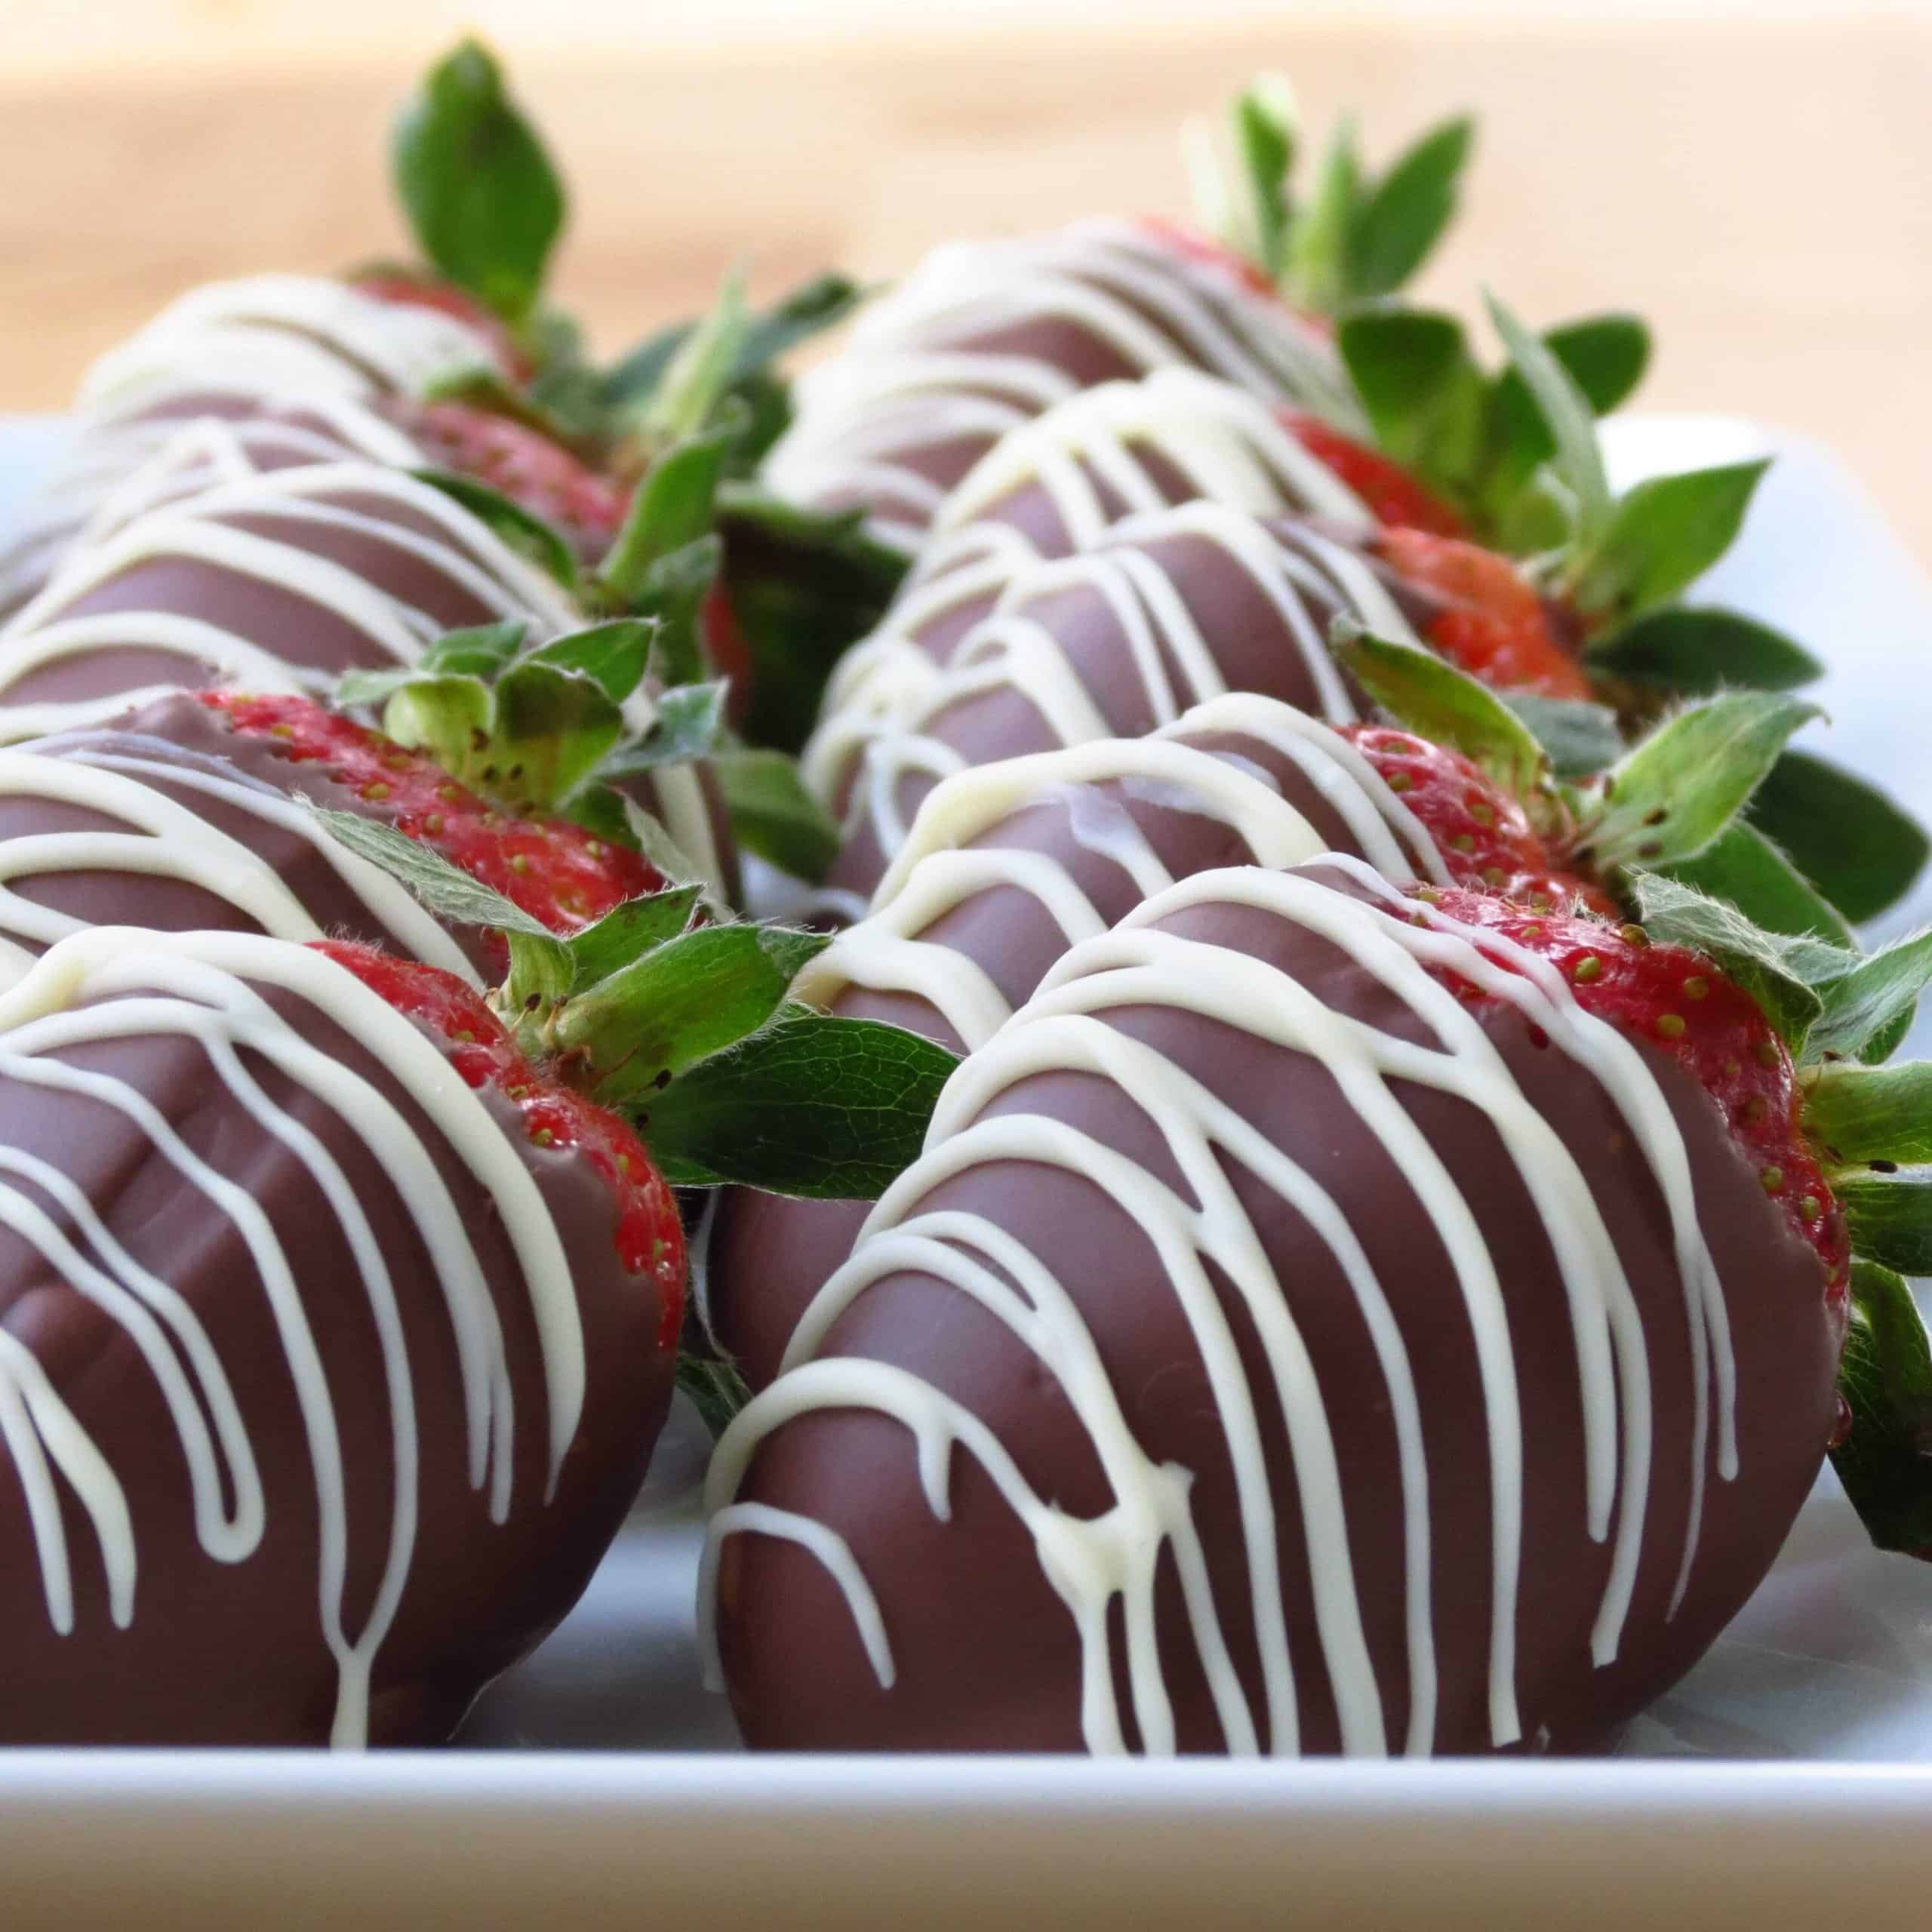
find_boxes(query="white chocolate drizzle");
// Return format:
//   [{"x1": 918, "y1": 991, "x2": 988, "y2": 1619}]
[
  {"x1": 808, "y1": 498, "x2": 1419, "y2": 872},
  {"x1": 796, "y1": 693, "x2": 1447, "y2": 1051},
  {"x1": 764, "y1": 220, "x2": 1360, "y2": 551},
  {"x1": 0, "y1": 730, "x2": 480, "y2": 986},
  {"x1": 0, "y1": 460, "x2": 580, "y2": 741},
  {"x1": 3, "y1": 273, "x2": 493, "y2": 611},
  {"x1": 0, "y1": 928, "x2": 592, "y2": 1747},
  {"x1": 704, "y1": 859, "x2": 1734, "y2": 1758}
]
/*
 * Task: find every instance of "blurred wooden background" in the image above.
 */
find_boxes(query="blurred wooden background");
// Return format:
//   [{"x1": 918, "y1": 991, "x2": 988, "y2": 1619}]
[{"x1": 3, "y1": 9, "x2": 1930, "y2": 552}]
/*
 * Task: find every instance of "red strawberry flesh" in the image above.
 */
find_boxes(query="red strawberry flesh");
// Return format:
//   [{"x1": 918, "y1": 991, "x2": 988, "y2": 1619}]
[
  {"x1": 1377, "y1": 526, "x2": 1592, "y2": 699},
  {"x1": 202, "y1": 691, "x2": 664, "y2": 952},
  {"x1": 1282, "y1": 411, "x2": 1467, "y2": 540},
  {"x1": 1417, "y1": 884, "x2": 1850, "y2": 1324},
  {"x1": 1134, "y1": 214, "x2": 1287, "y2": 302},
  {"x1": 353, "y1": 269, "x2": 534, "y2": 383},
  {"x1": 387, "y1": 398, "x2": 629, "y2": 560},
  {"x1": 1346, "y1": 724, "x2": 1614, "y2": 917},
  {"x1": 313, "y1": 938, "x2": 687, "y2": 1346}
]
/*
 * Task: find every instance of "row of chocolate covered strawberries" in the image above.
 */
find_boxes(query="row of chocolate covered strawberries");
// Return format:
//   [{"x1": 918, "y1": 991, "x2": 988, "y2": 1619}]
[
  {"x1": 0, "y1": 42, "x2": 954, "y2": 1746},
  {"x1": 698, "y1": 89, "x2": 1932, "y2": 1756},
  {"x1": 2, "y1": 47, "x2": 1930, "y2": 1760}
]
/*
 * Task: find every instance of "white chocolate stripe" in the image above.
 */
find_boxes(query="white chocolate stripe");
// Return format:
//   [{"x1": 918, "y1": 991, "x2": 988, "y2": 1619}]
[
  {"x1": 0, "y1": 462, "x2": 580, "y2": 741},
  {"x1": 766, "y1": 220, "x2": 1356, "y2": 549},
  {"x1": 0, "y1": 740, "x2": 480, "y2": 985},
  {"x1": 78, "y1": 275, "x2": 494, "y2": 411},
  {"x1": 0, "y1": 929, "x2": 589, "y2": 1746},
  {"x1": 801, "y1": 703, "x2": 1440, "y2": 1051},
  {"x1": 806, "y1": 502, "x2": 1417, "y2": 858},
  {"x1": 707, "y1": 861, "x2": 1735, "y2": 1758}
]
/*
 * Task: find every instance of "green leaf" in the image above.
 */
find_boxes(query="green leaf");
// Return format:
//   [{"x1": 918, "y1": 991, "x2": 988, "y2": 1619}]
[
  {"x1": 1586, "y1": 693, "x2": 1820, "y2": 870},
  {"x1": 1660, "y1": 821, "x2": 1855, "y2": 948},
  {"x1": 1485, "y1": 293, "x2": 1614, "y2": 549},
  {"x1": 1808, "y1": 931, "x2": 1932, "y2": 1066},
  {"x1": 502, "y1": 926, "x2": 574, "y2": 1017},
  {"x1": 732, "y1": 272, "x2": 867, "y2": 388},
  {"x1": 480, "y1": 660, "x2": 626, "y2": 811},
  {"x1": 632, "y1": 269, "x2": 750, "y2": 449},
  {"x1": 309, "y1": 804, "x2": 564, "y2": 949},
  {"x1": 597, "y1": 794, "x2": 710, "y2": 893},
  {"x1": 1489, "y1": 313, "x2": 1651, "y2": 479},
  {"x1": 1501, "y1": 695, "x2": 1624, "y2": 777},
  {"x1": 1864, "y1": 1006, "x2": 1918, "y2": 1069},
  {"x1": 391, "y1": 38, "x2": 564, "y2": 324},
  {"x1": 602, "y1": 272, "x2": 866, "y2": 414},
  {"x1": 598, "y1": 679, "x2": 728, "y2": 780},
  {"x1": 412, "y1": 469, "x2": 578, "y2": 590},
  {"x1": 417, "y1": 618, "x2": 533, "y2": 678},
  {"x1": 714, "y1": 747, "x2": 844, "y2": 883},
  {"x1": 1575, "y1": 460, "x2": 1770, "y2": 624},
  {"x1": 1230, "y1": 75, "x2": 1297, "y2": 281},
  {"x1": 1838, "y1": 1173, "x2": 1932, "y2": 1276},
  {"x1": 1283, "y1": 118, "x2": 1359, "y2": 315},
  {"x1": 600, "y1": 321, "x2": 689, "y2": 415},
  {"x1": 549, "y1": 923, "x2": 829, "y2": 1105},
  {"x1": 376, "y1": 673, "x2": 496, "y2": 777},
  {"x1": 1337, "y1": 309, "x2": 1487, "y2": 495},
  {"x1": 563, "y1": 884, "x2": 703, "y2": 986},
  {"x1": 1331, "y1": 618, "x2": 1544, "y2": 799},
  {"x1": 675, "y1": 1352, "x2": 753, "y2": 1441},
  {"x1": 337, "y1": 663, "x2": 432, "y2": 712},
  {"x1": 1346, "y1": 115, "x2": 1473, "y2": 301},
  {"x1": 1805, "y1": 1061, "x2": 1932, "y2": 1168},
  {"x1": 1629, "y1": 872, "x2": 1827, "y2": 1052},
  {"x1": 520, "y1": 309, "x2": 609, "y2": 440},
  {"x1": 1540, "y1": 313, "x2": 1651, "y2": 417},
  {"x1": 1586, "y1": 606, "x2": 1823, "y2": 697},
  {"x1": 630, "y1": 536, "x2": 724, "y2": 692},
  {"x1": 1832, "y1": 1260, "x2": 1932, "y2": 1560},
  {"x1": 645, "y1": 1006, "x2": 960, "y2": 1198},
  {"x1": 716, "y1": 488, "x2": 909, "y2": 754},
  {"x1": 1746, "y1": 750, "x2": 1932, "y2": 924},
  {"x1": 336, "y1": 622, "x2": 529, "y2": 715},
  {"x1": 525, "y1": 619, "x2": 655, "y2": 704},
  {"x1": 598, "y1": 422, "x2": 734, "y2": 612}
]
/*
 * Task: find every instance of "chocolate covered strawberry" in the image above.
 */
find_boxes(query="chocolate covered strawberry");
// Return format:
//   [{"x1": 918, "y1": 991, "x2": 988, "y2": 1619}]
[
  {"x1": 0, "y1": 685, "x2": 663, "y2": 986},
  {"x1": 0, "y1": 921, "x2": 681, "y2": 1748},
  {"x1": 703, "y1": 820, "x2": 1932, "y2": 1755},
  {"x1": 709, "y1": 635, "x2": 1928, "y2": 1401},
  {"x1": 390, "y1": 398, "x2": 630, "y2": 562},
  {"x1": 0, "y1": 783, "x2": 958, "y2": 1747}
]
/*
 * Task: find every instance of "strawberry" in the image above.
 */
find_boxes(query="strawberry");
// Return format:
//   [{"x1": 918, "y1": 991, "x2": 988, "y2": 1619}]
[
  {"x1": 1282, "y1": 411, "x2": 1469, "y2": 539},
  {"x1": 1345, "y1": 723, "x2": 1614, "y2": 916},
  {"x1": 1377, "y1": 525, "x2": 1592, "y2": 699},
  {"x1": 313, "y1": 937, "x2": 686, "y2": 1344},
  {"x1": 704, "y1": 836, "x2": 1932, "y2": 1757},
  {"x1": 1416, "y1": 884, "x2": 1850, "y2": 1304},
  {"x1": 352, "y1": 266, "x2": 534, "y2": 381},
  {"x1": 202, "y1": 691, "x2": 663, "y2": 951},
  {"x1": 1134, "y1": 214, "x2": 1287, "y2": 302},
  {"x1": 388, "y1": 398, "x2": 629, "y2": 561}
]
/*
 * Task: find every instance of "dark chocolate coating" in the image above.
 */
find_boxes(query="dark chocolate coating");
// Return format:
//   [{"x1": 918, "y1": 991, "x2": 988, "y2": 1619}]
[
  {"x1": 0, "y1": 692, "x2": 500, "y2": 973},
  {"x1": 776, "y1": 223, "x2": 1337, "y2": 546},
  {"x1": 1, "y1": 482, "x2": 537, "y2": 718},
  {"x1": 0, "y1": 964, "x2": 672, "y2": 1745},
  {"x1": 714, "y1": 865, "x2": 1839, "y2": 1755},
  {"x1": 710, "y1": 715, "x2": 1423, "y2": 1388},
  {"x1": 826, "y1": 515, "x2": 1436, "y2": 905},
  {"x1": 0, "y1": 393, "x2": 410, "y2": 622}
]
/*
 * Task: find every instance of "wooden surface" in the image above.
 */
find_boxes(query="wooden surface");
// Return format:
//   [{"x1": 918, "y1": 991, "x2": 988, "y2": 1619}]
[{"x1": 3, "y1": 17, "x2": 1930, "y2": 554}]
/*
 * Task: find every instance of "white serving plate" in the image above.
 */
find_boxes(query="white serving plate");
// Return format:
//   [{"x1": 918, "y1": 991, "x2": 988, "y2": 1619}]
[{"x1": 3, "y1": 414, "x2": 1932, "y2": 1930}]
